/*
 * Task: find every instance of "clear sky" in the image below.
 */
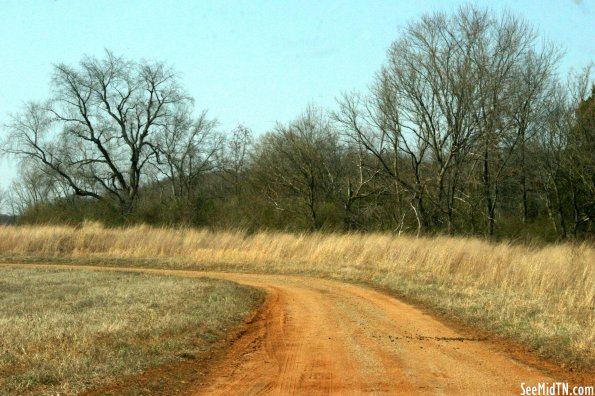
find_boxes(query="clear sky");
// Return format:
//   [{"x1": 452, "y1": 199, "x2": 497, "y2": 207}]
[{"x1": 0, "y1": 0, "x2": 593, "y2": 190}]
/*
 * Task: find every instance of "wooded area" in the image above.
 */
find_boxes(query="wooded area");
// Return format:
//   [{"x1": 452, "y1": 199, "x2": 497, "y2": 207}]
[{"x1": 1, "y1": 6, "x2": 593, "y2": 241}]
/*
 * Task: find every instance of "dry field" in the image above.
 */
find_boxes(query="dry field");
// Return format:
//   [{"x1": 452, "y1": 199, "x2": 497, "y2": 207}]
[
  {"x1": 0, "y1": 223, "x2": 593, "y2": 371},
  {"x1": 0, "y1": 266, "x2": 263, "y2": 395}
]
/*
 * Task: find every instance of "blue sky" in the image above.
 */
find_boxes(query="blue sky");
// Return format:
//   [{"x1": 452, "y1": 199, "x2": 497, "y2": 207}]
[{"x1": 0, "y1": 0, "x2": 593, "y2": 190}]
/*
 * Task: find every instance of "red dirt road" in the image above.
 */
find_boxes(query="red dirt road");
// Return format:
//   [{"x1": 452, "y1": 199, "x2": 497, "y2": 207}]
[
  {"x1": 193, "y1": 272, "x2": 554, "y2": 395},
  {"x1": 2, "y1": 264, "x2": 566, "y2": 395}
]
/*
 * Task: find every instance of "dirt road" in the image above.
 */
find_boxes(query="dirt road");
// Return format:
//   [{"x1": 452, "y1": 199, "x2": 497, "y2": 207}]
[
  {"x1": 194, "y1": 272, "x2": 554, "y2": 395},
  {"x1": 2, "y1": 264, "x2": 558, "y2": 395}
]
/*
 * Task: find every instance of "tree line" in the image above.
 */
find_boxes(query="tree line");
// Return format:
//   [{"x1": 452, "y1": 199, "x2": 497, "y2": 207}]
[{"x1": 1, "y1": 6, "x2": 593, "y2": 241}]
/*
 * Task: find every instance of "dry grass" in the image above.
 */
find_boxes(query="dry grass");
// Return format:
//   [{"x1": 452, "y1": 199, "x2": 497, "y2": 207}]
[
  {"x1": 0, "y1": 266, "x2": 263, "y2": 395},
  {"x1": 0, "y1": 222, "x2": 593, "y2": 370}
]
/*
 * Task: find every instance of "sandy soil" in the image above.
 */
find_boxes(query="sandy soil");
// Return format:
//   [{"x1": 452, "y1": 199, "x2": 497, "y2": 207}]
[{"x1": 1, "y1": 264, "x2": 580, "y2": 395}]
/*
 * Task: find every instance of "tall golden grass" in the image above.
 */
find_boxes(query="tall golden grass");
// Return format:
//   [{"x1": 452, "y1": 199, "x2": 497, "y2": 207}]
[{"x1": 0, "y1": 222, "x2": 593, "y2": 369}]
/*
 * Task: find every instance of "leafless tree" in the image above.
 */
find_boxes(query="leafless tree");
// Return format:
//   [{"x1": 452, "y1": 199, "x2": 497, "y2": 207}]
[
  {"x1": 336, "y1": 6, "x2": 560, "y2": 236},
  {"x1": 3, "y1": 161, "x2": 61, "y2": 216},
  {"x1": 152, "y1": 107, "x2": 221, "y2": 209},
  {"x1": 537, "y1": 66, "x2": 594, "y2": 238},
  {"x1": 252, "y1": 106, "x2": 341, "y2": 230},
  {"x1": 2, "y1": 51, "x2": 191, "y2": 216},
  {"x1": 220, "y1": 124, "x2": 253, "y2": 196}
]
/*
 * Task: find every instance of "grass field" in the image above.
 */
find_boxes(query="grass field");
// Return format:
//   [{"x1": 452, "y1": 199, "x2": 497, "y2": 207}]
[
  {"x1": 0, "y1": 223, "x2": 593, "y2": 372},
  {"x1": 0, "y1": 266, "x2": 263, "y2": 395}
]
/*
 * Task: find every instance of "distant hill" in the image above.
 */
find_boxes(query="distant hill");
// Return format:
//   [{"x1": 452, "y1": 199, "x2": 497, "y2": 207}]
[{"x1": 0, "y1": 214, "x2": 16, "y2": 225}]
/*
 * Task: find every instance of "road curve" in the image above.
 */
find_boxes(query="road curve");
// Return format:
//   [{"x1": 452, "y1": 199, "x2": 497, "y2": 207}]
[
  {"x1": 193, "y1": 272, "x2": 553, "y2": 395},
  {"x1": 1, "y1": 264, "x2": 555, "y2": 395}
]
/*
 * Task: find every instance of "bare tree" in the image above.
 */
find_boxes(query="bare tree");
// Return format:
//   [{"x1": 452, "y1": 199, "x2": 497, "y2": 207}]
[
  {"x1": 2, "y1": 51, "x2": 191, "y2": 217},
  {"x1": 252, "y1": 106, "x2": 342, "y2": 230},
  {"x1": 333, "y1": 93, "x2": 411, "y2": 231},
  {"x1": 336, "y1": 6, "x2": 560, "y2": 237},
  {"x1": 0, "y1": 186, "x2": 7, "y2": 217},
  {"x1": 220, "y1": 124, "x2": 253, "y2": 196},
  {"x1": 335, "y1": 9, "x2": 481, "y2": 234},
  {"x1": 152, "y1": 107, "x2": 221, "y2": 212},
  {"x1": 3, "y1": 160, "x2": 61, "y2": 217},
  {"x1": 537, "y1": 66, "x2": 595, "y2": 239}
]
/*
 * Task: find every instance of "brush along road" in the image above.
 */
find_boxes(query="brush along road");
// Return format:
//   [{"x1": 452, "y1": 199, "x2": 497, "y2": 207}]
[{"x1": 3, "y1": 264, "x2": 559, "y2": 395}]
